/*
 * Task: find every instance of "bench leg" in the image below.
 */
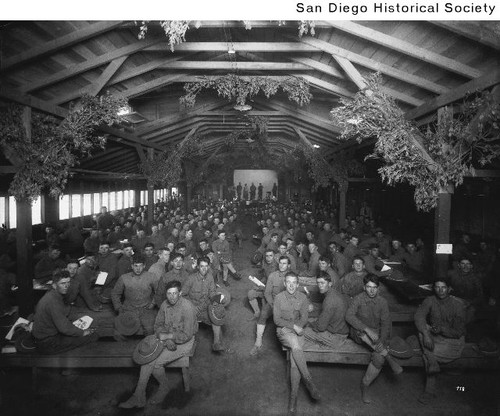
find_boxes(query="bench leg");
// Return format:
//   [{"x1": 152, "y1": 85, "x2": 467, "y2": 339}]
[{"x1": 182, "y1": 367, "x2": 190, "y2": 392}]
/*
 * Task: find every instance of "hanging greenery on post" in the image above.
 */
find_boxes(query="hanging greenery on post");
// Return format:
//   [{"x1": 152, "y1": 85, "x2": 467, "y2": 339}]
[
  {"x1": 139, "y1": 133, "x2": 203, "y2": 188},
  {"x1": 179, "y1": 74, "x2": 312, "y2": 109},
  {"x1": 0, "y1": 94, "x2": 127, "y2": 202},
  {"x1": 330, "y1": 73, "x2": 500, "y2": 211}
]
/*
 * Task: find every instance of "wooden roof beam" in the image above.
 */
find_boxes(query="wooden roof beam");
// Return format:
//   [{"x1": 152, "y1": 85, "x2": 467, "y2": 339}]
[
  {"x1": 21, "y1": 37, "x2": 161, "y2": 93},
  {"x1": 406, "y1": 67, "x2": 500, "y2": 120},
  {"x1": 430, "y1": 21, "x2": 500, "y2": 52},
  {"x1": 326, "y1": 21, "x2": 482, "y2": 79},
  {"x1": 1, "y1": 21, "x2": 124, "y2": 72},
  {"x1": 157, "y1": 61, "x2": 312, "y2": 71},
  {"x1": 290, "y1": 57, "x2": 345, "y2": 79},
  {"x1": 288, "y1": 35, "x2": 450, "y2": 95},
  {"x1": 332, "y1": 56, "x2": 367, "y2": 90},
  {"x1": 86, "y1": 56, "x2": 128, "y2": 97},
  {"x1": 145, "y1": 42, "x2": 318, "y2": 53}
]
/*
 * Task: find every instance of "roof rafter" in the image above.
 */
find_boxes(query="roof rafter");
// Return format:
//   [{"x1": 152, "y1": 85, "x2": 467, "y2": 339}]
[
  {"x1": 1, "y1": 21, "x2": 124, "y2": 72},
  {"x1": 326, "y1": 21, "x2": 482, "y2": 79}
]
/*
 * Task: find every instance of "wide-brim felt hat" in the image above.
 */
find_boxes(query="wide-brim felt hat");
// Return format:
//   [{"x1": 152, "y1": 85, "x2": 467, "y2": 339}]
[
  {"x1": 14, "y1": 330, "x2": 37, "y2": 353},
  {"x1": 389, "y1": 336, "x2": 414, "y2": 359},
  {"x1": 208, "y1": 303, "x2": 226, "y2": 326},
  {"x1": 114, "y1": 311, "x2": 140, "y2": 336},
  {"x1": 133, "y1": 335, "x2": 165, "y2": 365}
]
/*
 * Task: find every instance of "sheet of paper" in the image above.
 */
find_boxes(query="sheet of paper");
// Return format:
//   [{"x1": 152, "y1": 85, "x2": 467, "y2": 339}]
[
  {"x1": 73, "y1": 315, "x2": 93, "y2": 330},
  {"x1": 248, "y1": 275, "x2": 265, "y2": 287},
  {"x1": 5, "y1": 317, "x2": 30, "y2": 340},
  {"x1": 95, "y1": 271, "x2": 108, "y2": 285},
  {"x1": 381, "y1": 264, "x2": 392, "y2": 272}
]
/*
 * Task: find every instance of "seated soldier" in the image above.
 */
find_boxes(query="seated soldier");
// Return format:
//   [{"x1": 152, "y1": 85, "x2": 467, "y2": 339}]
[
  {"x1": 363, "y1": 244, "x2": 394, "y2": 279},
  {"x1": 148, "y1": 247, "x2": 170, "y2": 287},
  {"x1": 34, "y1": 244, "x2": 66, "y2": 283},
  {"x1": 117, "y1": 243, "x2": 134, "y2": 277},
  {"x1": 156, "y1": 253, "x2": 191, "y2": 306},
  {"x1": 250, "y1": 256, "x2": 290, "y2": 355},
  {"x1": 118, "y1": 280, "x2": 198, "y2": 409},
  {"x1": 304, "y1": 272, "x2": 349, "y2": 349},
  {"x1": 346, "y1": 274, "x2": 403, "y2": 404},
  {"x1": 414, "y1": 277, "x2": 466, "y2": 404},
  {"x1": 303, "y1": 242, "x2": 321, "y2": 277},
  {"x1": 274, "y1": 271, "x2": 321, "y2": 412},
  {"x1": 275, "y1": 242, "x2": 297, "y2": 273},
  {"x1": 266, "y1": 233, "x2": 280, "y2": 253},
  {"x1": 318, "y1": 256, "x2": 340, "y2": 290},
  {"x1": 111, "y1": 253, "x2": 158, "y2": 338},
  {"x1": 96, "y1": 241, "x2": 118, "y2": 302},
  {"x1": 32, "y1": 270, "x2": 98, "y2": 354},
  {"x1": 388, "y1": 238, "x2": 406, "y2": 262},
  {"x1": 83, "y1": 229, "x2": 101, "y2": 255},
  {"x1": 328, "y1": 241, "x2": 349, "y2": 278},
  {"x1": 340, "y1": 256, "x2": 368, "y2": 300},
  {"x1": 143, "y1": 242, "x2": 159, "y2": 271},
  {"x1": 182, "y1": 257, "x2": 231, "y2": 353},
  {"x1": 447, "y1": 258, "x2": 484, "y2": 322},
  {"x1": 66, "y1": 255, "x2": 103, "y2": 312}
]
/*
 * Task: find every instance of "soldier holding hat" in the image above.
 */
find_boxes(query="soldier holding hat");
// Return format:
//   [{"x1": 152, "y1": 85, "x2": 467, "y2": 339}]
[{"x1": 119, "y1": 279, "x2": 198, "y2": 408}]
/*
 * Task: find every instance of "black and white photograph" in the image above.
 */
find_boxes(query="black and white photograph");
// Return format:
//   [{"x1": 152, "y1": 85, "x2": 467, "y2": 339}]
[{"x1": 0, "y1": 11, "x2": 499, "y2": 416}]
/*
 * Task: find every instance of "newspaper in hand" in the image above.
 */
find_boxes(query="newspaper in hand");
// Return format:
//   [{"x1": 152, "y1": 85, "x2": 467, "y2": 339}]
[
  {"x1": 248, "y1": 275, "x2": 265, "y2": 287},
  {"x1": 73, "y1": 315, "x2": 93, "y2": 330}
]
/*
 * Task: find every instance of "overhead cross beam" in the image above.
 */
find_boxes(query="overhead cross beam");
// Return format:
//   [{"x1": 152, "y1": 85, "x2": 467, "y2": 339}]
[
  {"x1": 0, "y1": 21, "x2": 124, "y2": 72},
  {"x1": 326, "y1": 21, "x2": 482, "y2": 79}
]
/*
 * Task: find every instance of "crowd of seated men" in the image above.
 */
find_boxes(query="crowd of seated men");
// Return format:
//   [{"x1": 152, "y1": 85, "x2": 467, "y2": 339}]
[
  {"x1": 1, "y1": 197, "x2": 499, "y2": 410},
  {"x1": 244, "y1": 200, "x2": 499, "y2": 410}
]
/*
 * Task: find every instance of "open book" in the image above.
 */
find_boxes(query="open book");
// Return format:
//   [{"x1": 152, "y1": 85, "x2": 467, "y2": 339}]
[{"x1": 94, "y1": 271, "x2": 108, "y2": 285}]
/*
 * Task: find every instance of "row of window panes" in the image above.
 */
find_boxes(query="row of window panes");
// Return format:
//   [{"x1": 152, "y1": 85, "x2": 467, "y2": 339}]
[
  {"x1": 0, "y1": 196, "x2": 42, "y2": 229},
  {"x1": 0, "y1": 188, "x2": 171, "y2": 228},
  {"x1": 59, "y1": 190, "x2": 136, "y2": 221}
]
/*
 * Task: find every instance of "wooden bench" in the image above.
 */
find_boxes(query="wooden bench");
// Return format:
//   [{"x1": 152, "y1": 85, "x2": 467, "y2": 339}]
[
  {"x1": 284, "y1": 340, "x2": 499, "y2": 408},
  {"x1": 0, "y1": 339, "x2": 197, "y2": 392}
]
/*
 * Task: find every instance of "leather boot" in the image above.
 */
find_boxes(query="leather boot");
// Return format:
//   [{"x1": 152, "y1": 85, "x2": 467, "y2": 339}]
[
  {"x1": 118, "y1": 393, "x2": 146, "y2": 409},
  {"x1": 303, "y1": 377, "x2": 321, "y2": 401}
]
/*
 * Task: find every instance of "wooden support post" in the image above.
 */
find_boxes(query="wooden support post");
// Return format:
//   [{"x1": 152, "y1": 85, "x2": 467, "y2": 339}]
[
  {"x1": 134, "y1": 188, "x2": 141, "y2": 209},
  {"x1": 434, "y1": 185, "x2": 453, "y2": 279},
  {"x1": 338, "y1": 180, "x2": 348, "y2": 230},
  {"x1": 146, "y1": 149, "x2": 154, "y2": 231},
  {"x1": 42, "y1": 195, "x2": 59, "y2": 225},
  {"x1": 17, "y1": 106, "x2": 34, "y2": 316}
]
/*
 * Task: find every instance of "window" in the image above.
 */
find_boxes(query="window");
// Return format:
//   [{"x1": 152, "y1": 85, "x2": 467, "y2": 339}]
[
  {"x1": 32, "y1": 197, "x2": 42, "y2": 225},
  {"x1": 102, "y1": 192, "x2": 109, "y2": 210},
  {"x1": 140, "y1": 190, "x2": 146, "y2": 206},
  {"x1": 109, "y1": 192, "x2": 116, "y2": 211},
  {"x1": 123, "y1": 190, "x2": 129, "y2": 208},
  {"x1": 8, "y1": 197, "x2": 16, "y2": 227},
  {"x1": 117, "y1": 191, "x2": 123, "y2": 210},
  {"x1": 71, "y1": 194, "x2": 81, "y2": 218},
  {"x1": 83, "y1": 194, "x2": 92, "y2": 216},
  {"x1": 0, "y1": 197, "x2": 6, "y2": 228},
  {"x1": 59, "y1": 195, "x2": 70, "y2": 220},
  {"x1": 129, "y1": 190, "x2": 135, "y2": 207},
  {"x1": 93, "y1": 193, "x2": 101, "y2": 214}
]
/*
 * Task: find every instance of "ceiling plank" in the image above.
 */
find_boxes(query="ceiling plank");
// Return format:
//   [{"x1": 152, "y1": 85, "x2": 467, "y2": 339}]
[
  {"x1": 1, "y1": 21, "x2": 124, "y2": 72},
  {"x1": 405, "y1": 67, "x2": 500, "y2": 120},
  {"x1": 290, "y1": 35, "x2": 450, "y2": 95},
  {"x1": 326, "y1": 21, "x2": 482, "y2": 79},
  {"x1": 430, "y1": 21, "x2": 500, "y2": 52},
  {"x1": 21, "y1": 37, "x2": 161, "y2": 93},
  {"x1": 120, "y1": 73, "x2": 187, "y2": 99},
  {"x1": 331, "y1": 56, "x2": 367, "y2": 90},
  {"x1": 86, "y1": 56, "x2": 128, "y2": 97}
]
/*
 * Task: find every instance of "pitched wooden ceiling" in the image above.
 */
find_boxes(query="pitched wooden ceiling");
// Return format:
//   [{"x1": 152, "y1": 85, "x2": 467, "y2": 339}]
[{"x1": 1, "y1": 20, "x2": 499, "y2": 176}]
